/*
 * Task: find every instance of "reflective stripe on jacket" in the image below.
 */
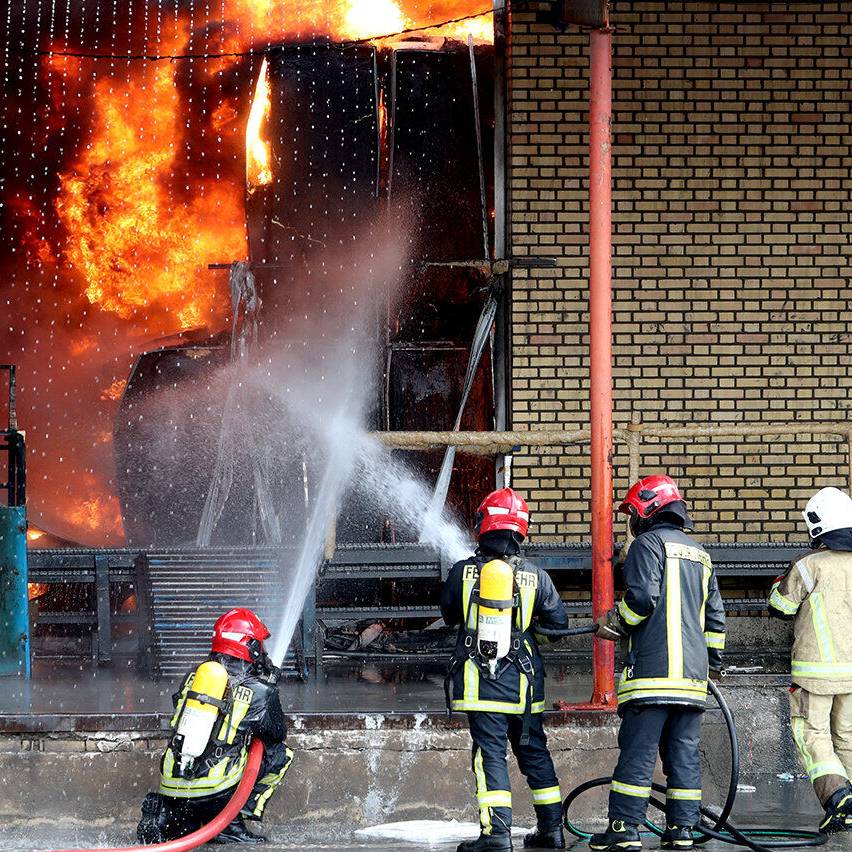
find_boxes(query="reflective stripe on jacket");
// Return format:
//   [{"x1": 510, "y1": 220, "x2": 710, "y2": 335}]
[
  {"x1": 616, "y1": 525, "x2": 726, "y2": 711},
  {"x1": 441, "y1": 552, "x2": 569, "y2": 714},
  {"x1": 159, "y1": 654, "x2": 287, "y2": 799},
  {"x1": 767, "y1": 548, "x2": 852, "y2": 695}
]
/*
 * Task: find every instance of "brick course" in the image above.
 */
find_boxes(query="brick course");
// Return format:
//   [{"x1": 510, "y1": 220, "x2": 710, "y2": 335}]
[{"x1": 508, "y1": 1, "x2": 852, "y2": 541}]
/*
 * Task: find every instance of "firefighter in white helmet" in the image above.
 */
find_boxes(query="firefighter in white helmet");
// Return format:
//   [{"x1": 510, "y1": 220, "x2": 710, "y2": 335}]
[
  {"x1": 441, "y1": 488, "x2": 570, "y2": 852},
  {"x1": 769, "y1": 487, "x2": 852, "y2": 834}
]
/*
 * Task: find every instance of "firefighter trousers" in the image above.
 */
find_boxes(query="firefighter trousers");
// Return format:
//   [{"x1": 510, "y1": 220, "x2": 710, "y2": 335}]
[
  {"x1": 790, "y1": 687, "x2": 852, "y2": 804},
  {"x1": 139, "y1": 742, "x2": 293, "y2": 843},
  {"x1": 609, "y1": 705, "x2": 702, "y2": 827},
  {"x1": 467, "y1": 711, "x2": 562, "y2": 837}
]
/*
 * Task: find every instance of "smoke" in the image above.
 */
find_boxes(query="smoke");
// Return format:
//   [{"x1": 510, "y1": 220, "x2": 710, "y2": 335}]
[{"x1": 207, "y1": 232, "x2": 473, "y2": 664}]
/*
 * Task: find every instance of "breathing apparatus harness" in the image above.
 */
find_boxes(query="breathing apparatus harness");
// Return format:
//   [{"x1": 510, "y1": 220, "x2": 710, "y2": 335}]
[
  {"x1": 445, "y1": 556, "x2": 538, "y2": 744},
  {"x1": 168, "y1": 660, "x2": 239, "y2": 779},
  {"x1": 169, "y1": 655, "x2": 281, "y2": 779}
]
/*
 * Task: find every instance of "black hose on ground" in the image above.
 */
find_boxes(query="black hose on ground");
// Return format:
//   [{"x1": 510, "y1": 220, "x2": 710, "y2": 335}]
[{"x1": 562, "y1": 680, "x2": 827, "y2": 852}]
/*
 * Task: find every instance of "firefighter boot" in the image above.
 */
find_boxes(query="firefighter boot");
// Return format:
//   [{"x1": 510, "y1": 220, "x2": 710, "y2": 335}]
[
  {"x1": 523, "y1": 825, "x2": 565, "y2": 849},
  {"x1": 457, "y1": 832, "x2": 514, "y2": 852},
  {"x1": 588, "y1": 820, "x2": 642, "y2": 852},
  {"x1": 660, "y1": 825, "x2": 694, "y2": 849},
  {"x1": 212, "y1": 816, "x2": 268, "y2": 844},
  {"x1": 819, "y1": 785, "x2": 852, "y2": 835},
  {"x1": 136, "y1": 793, "x2": 169, "y2": 845}
]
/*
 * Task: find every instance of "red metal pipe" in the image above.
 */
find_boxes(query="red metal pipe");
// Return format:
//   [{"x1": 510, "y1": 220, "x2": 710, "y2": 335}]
[
  {"x1": 47, "y1": 739, "x2": 265, "y2": 852},
  {"x1": 588, "y1": 27, "x2": 616, "y2": 708}
]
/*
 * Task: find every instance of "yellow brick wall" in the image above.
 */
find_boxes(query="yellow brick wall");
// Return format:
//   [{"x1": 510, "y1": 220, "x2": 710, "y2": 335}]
[{"x1": 508, "y1": 1, "x2": 852, "y2": 541}]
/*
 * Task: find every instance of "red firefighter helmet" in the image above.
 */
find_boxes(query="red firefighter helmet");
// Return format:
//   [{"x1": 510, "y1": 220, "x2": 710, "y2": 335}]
[
  {"x1": 619, "y1": 474, "x2": 685, "y2": 520},
  {"x1": 211, "y1": 608, "x2": 271, "y2": 662},
  {"x1": 476, "y1": 487, "x2": 530, "y2": 539}
]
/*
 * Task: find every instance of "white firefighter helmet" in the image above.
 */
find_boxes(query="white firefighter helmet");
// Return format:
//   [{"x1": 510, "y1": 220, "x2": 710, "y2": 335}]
[{"x1": 802, "y1": 487, "x2": 852, "y2": 539}]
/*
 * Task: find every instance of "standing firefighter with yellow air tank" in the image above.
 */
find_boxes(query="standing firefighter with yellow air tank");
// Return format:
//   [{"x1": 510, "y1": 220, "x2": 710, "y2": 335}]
[
  {"x1": 137, "y1": 608, "x2": 293, "y2": 845},
  {"x1": 769, "y1": 486, "x2": 852, "y2": 834},
  {"x1": 441, "y1": 488, "x2": 570, "y2": 852}
]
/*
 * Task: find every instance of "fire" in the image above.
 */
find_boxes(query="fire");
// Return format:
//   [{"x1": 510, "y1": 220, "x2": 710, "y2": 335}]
[
  {"x1": 246, "y1": 59, "x2": 273, "y2": 190},
  {"x1": 213, "y1": 100, "x2": 240, "y2": 132},
  {"x1": 430, "y1": 12, "x2": 494, "y2": 43},
  {"x1": 55, "y1": 50, "x2": 246, "y2": 333},
  {"x1": 27, "y1": 529, "x2": 51, "y2": 598},
  {"x1": 378, "y1": 88, "x2": 388, "y2": 148},
  {"x1": 344, "y1": 0, "x2": 408, "y2": 40},
  {"x1": 69, "y1": 336, "x2": 97, "y2": 357},
  {"x1": 28, "y1": 584, "x2": 49, "y2": 601},
  {"x1": 228, "y1": 0, "x2": 491, "y2": 43},
  {"x1": 100, "y1": 379, "x2": 128, "y2": 402},
  {"x1": 14, "y1": 0, "x2": 493, "y2": 550},
  {"x1": 68, "y1": 493, "x2": 126, "y2": 538}
]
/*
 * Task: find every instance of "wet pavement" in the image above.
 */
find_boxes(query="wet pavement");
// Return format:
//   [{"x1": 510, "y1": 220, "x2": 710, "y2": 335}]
[
  {"x1": 3, "y1": 820, "x2": 852, "y2": 852},
  {"x1": 0, "y1": 655, "x2": 795, "y2": 718},
  {"x1": 0, "y1": 659, "x2": 595, "y2": 717}
]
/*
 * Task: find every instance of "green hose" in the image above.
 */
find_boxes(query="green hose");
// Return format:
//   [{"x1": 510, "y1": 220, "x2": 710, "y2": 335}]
[{"x1": 561, "y1": 681, "x2": 826, "y2": 852}]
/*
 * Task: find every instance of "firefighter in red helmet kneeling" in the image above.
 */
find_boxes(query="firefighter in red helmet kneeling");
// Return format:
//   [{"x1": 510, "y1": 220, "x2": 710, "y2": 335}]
[
  {"x1": 590, "y1": 476, "x2": 726, "y2": 852},
  {"x1": 442, "y1": 488, "x2": 570, "y2": 852},
  {"x1": 137, "y1": 608, "x2": 293, "y2": 845}
]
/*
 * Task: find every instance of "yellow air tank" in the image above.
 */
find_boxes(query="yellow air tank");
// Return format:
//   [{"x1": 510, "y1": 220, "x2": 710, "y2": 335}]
[
  {"x1": 477, "y1": 559, "x2": 516, "y2": 676},
  {"x1": 175, "y1": 659, "x2": 229, "y2": 774}
]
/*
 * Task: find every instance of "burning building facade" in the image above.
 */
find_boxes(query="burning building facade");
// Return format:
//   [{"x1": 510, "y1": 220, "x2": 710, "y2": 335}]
[
  {"x1": 1, "y1": 1, "x2": 499, "y2": 548},
  {"x1": 114, "y1": 38, "x2": 498, "y2": 546}
]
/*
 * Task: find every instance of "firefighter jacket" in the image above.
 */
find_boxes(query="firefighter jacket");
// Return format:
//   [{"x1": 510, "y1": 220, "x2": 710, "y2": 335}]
[
  {"x1": 159, "y1": 653, "x2": 287, "y2": 799},
  {"x1": 616, "y1": 524, "x2": 726, "y2": 710},
  {"x1": 767, "y1": 547, "x2": 852, "y2": 695},
  {"x1": 441, "y1": 551, "x2": 569, "y2": 715}
]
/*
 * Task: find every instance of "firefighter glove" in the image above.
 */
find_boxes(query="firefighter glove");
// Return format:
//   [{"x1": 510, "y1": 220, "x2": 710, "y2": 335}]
[{"x1": 595, "y1": 608, "x2": 627, "y2": 641}]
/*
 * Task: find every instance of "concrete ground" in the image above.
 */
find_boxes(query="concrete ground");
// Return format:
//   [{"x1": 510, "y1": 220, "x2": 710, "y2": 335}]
[{"x1": 3, "y1": 821, "x2": 852, "y2": 852}]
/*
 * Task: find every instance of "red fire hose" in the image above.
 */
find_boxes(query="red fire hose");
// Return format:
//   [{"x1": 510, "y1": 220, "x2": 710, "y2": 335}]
[{"x1": 47, "y1": 739, "x2": 265, "y2": 852}]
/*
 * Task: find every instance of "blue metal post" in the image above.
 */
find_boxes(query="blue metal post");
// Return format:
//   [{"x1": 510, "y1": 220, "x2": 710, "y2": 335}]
[{"x1": 0, "y1": 505, "x2": 30, "y2": 677}]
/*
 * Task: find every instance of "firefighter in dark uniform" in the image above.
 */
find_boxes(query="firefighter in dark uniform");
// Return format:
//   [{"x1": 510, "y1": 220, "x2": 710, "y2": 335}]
[
  {"x1": 442, "y1": 487, "x2": 570, "y2": 852},
  {"x1": 589, "y1": 475, "x2": 726, "y2": 852},
  {"x1": 137, "y1": 608, "x2": 293, "y2": 845}
]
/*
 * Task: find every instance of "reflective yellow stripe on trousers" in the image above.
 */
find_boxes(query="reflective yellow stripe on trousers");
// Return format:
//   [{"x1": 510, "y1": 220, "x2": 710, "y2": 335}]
[
  {"x1": 473, "y1": 747, "x2": 512, "y2": 836},
  {"x1": 249, "y1": 747, "x2": 294, "y2": 818},
  {"x1": 531, "y1": 785, "x2": 562, "y2": 805},
  {"x1": 611, "y1": 780, "x2": 652, "y2": 798}
]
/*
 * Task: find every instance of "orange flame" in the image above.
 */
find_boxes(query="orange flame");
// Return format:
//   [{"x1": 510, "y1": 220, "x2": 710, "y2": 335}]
[
  {"x1": 378, "y1": 88, "x2": 388, "y2": 148},
  {"x1": 68, "y1": 494, "x2": 126, "y2": 538},
  {"x1": 55, "y1": 49, "x2": 246, "y2": 334},
  {"x1": 28, "y1": 583, "x2": 49, "y2": 601},
  {"x1": 27, "y1": 529, "x2": 51, "y2": 598},
  {"x1": 430, "y1": 12, "x2": 493, "y2": 43},
  {"x1": 100, "y1": 378, "x2": 128, "y2": 402},
  {"x1": 246, "y1": 58, "x2": 273, "y2": 190},
  {"x1": 344, "y1": 0, "x2": 408, "y2": 40},
  {"x1": 228, "y1": 0, "x2": 491, "y2": 43},
  {"x1": 35, "y1": 0, "x2": 492, "y2": 547}
]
